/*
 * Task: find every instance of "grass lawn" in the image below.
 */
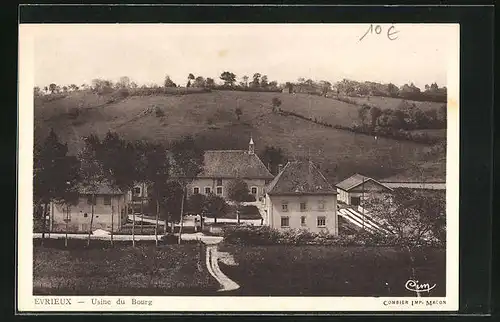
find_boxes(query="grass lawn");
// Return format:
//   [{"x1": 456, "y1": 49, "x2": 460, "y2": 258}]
[
  {"x1": 217, "y1": 244, "x2": 445, "y2": 297},
  {"x1": 33, "y1": 240, "x2": 219, "y2": 295}
]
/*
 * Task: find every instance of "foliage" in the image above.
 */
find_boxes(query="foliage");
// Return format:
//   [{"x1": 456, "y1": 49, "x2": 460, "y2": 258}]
[
  {"x1": 164, "y1": 75, "x2": 177, "y2": 88},
  {"x1": 234, "y1": 107, "x2": 242, "y2": 120},
  {"x1": 227, "y1": 178, "x2": 253, "y2": 202},
  {"x1": 204, "y1": 193, "x2": 230, "y2": 221},
  {"x1": 158, "y1": 181, "x2": 184, "y2": 222},
  {"x1": 364, "y1": 188, "x2": 446, "y2": 247},
  {"x1": 34, "y1": 128, "x2": 80, "y2": 209},
  {"x1": 99, "y1": 131, "x2": 137, "y2": 193},
  {"x1": 186, "y1": 193, "x2": 207, "y2": 214},
  {"x1": 271, "y1": 97, "x2": 282, "y2": 112},
  {"x1": 220, "y1": 71, "x2": 237, "y2": 87},
  {"x1": 259, "y1": 146, "x2": 287, "y2": 175},
  {"x1": 222, "y1": 224, "x2": 444, "y2": 248},
  {"x1": 170, "y1": 136, "x2": 204, "y2": 183}
]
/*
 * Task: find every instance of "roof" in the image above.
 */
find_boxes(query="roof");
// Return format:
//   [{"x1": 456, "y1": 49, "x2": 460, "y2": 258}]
[
  {"x1": 335, "y1": 173, "x2": 393, "y2": 192},
  {"x1": 197, "y1": 150, "x2": 273, "y2": 179},
  {"x1": 266, "y1": 160, "x2": 337, "y2": 195},
  {"x1": 77, "y1": 181, "x2": 124, "y2": 195}
]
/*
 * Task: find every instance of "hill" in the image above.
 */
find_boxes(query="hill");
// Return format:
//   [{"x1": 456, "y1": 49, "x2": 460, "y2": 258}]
[{"x1": 34, "y1": 90, "x2": 446, "y2": 184}]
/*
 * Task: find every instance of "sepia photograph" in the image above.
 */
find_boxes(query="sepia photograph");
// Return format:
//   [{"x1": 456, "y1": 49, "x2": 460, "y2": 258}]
[{"x1": 18, "y1": 22, "x2": 459, "y2": 312}]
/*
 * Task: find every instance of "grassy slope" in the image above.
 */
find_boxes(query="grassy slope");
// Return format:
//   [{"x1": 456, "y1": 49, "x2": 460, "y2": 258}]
[
  {"x1": 218, "y1": 244, "x2": 445, "y2": 297},
  {"x1": 34, "y1": 90, "x2": 446, "y2": 183},
  {"x1": 33, "y1": 242, "x2": 218, "y2": 295}
]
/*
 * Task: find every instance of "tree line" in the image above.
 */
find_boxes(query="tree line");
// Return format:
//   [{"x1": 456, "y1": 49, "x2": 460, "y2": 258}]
[
  {"x1": 34, "y1": 129, "x2": 204, "y2": 247},
  {"x1": 34, "y1": 129, "x2": 288, "y2": 246}
]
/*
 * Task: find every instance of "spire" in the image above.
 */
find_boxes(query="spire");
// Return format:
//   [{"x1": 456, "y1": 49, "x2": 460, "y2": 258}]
[{"x1": 248, "y1": 134, "x2": 255, "y2": 155}]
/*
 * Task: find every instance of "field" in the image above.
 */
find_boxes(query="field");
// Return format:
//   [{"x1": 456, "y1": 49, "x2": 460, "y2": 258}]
[
  {"x1": 218, "y1": 244, "x2": 446, "y2": 296},
  {"x1": 33, "y1": 240, "x2": 218, "y2": 295},
  {"x1": 34, "y1": 90, "x2": 446, "y2": 183}
]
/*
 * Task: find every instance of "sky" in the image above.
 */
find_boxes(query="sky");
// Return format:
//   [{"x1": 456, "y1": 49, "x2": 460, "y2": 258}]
[{"x1": 29, "y1": 23, "x2": 458, "y2": 89}]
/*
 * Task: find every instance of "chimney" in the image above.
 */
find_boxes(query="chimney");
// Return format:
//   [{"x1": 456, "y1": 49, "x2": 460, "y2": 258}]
[{"x1": 278, "y1": 164, "x2": 283, "y2": 173}]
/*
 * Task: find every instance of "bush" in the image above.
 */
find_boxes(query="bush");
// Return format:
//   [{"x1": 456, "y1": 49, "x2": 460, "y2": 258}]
[
  {"x1": 155, "y1": 106, "x2": 165, "y2": 117},
  {"x1": 221, "y1": 225, "x2": 444, "y2": 248}
]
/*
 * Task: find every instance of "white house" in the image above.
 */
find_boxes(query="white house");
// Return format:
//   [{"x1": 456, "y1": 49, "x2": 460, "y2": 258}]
[
  {"x1": 48, "y1": 182, "x2": 129, "y2": 233},
  {"x1": 335, "y1": 173, "x2": 393, "y2": 206},
  {"x1": 185, "y1": 136, "x2": 274, "y2": 201},
  {"x1": 263, "y1": 160, "x2": 338, "y2": 234}
]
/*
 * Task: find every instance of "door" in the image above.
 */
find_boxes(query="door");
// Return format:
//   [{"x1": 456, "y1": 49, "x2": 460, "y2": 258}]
[{"x1": 350, "y1": 196, "x2": 360, "y2": 206}]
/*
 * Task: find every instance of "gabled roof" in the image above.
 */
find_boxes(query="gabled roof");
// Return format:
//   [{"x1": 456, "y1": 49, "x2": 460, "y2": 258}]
[
  {"x1": 266, "y1": 160, "x2": 337, "y2": 195},
  {"x1": 335, "y1": 173, "x2": 393, "y2": 192},
  {"x1": 78, "y1": 181, "x2": 124, "y2": 195},
  {"x1": 197, "y1": 150, "x2": 274, "y2": 179}
]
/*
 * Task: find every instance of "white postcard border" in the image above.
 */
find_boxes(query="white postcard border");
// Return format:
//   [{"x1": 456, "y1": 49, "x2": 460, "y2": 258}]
[{"x1": 17, "y1": 23, "x2": 460, "y2": 312}]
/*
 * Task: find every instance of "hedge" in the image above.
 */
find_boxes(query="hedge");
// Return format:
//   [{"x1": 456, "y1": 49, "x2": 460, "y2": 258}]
[{"x1": 222, "y1": 225, "x2": 444, "y2": 248}]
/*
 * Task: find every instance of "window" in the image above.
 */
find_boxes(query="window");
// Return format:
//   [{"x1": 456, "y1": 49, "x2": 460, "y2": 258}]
[
  {"x1": 351, "y1": 196, "x2": 360, "y2": 206},
  {"x1": 318, "y1": 200, "x2": 325, "y2": 211},
  {"x1": 251, "y1": 187, "x2": 258, "y2": 194},
  {"x1": 317, "y1": 216, "x2": 326, "y2": 227},
  {"x1": 205, "y1": 187, "x2": 211, "y2": 194},
  {"x1": 134, "y1": 187, "x2": 141, "y2": 195},
  {"x1": 87, "y1": 196, "x2": 96, "y2": 205},
  {"x1": 300, "y1": 216, "x2": 306, "y2": 226},
  {"x1": 216, "y1": 187, "x2": 223, "y2": 195},
  {"x1": 281, "y1": 216, "x2": 289, "y2": 227},
  {"x1": 193, "y1": 187, "x2": 200, "y2": 194},
  {"x1": 281, "y1": 202, "x2": 288, "y2": 212},
  {"x1": 216, "y1": 178, "x2": 223, "y2": 186},
  {"x1": 104, "y1": 196, "x2": 112, "y2": 205},
  {"x1": 300, "y1": 202, "x2": 307, "y2": 211},
  {"x1": 83, "y1": 213, "x2": 88, "y2": 218}
]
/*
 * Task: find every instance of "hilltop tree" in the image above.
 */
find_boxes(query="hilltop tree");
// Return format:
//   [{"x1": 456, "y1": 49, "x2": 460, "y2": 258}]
[
  {"x1": 220, "y1": 71, "x2": 237, "y2": 87},
  {"x1": 370, "y1": 106, "x2": 383, "y2": 129},
  {"x1": 49, "y1": 83, "x2": 57, "y2": 94},
  {"x1": 164, "y1": 75, "x2": 176, "y2": 88},
  {"x1": 235, "y1": 107, "x2": 243, "y2": 121},
  {"x1": 271, "y1": 97, "x2": 282, "y2": 113},
  {"x1": 259, "y1": 146, "x2": 288, "y2": 175},
  {"x1": 194, "y1": 76, "x2": 205, "y2": 88},
  {"x1": 118, "y1": 76, "x2": 131, "y2": 89},
  {"x1": 34, "y1": 129, "x2": 80, "y2": 244},
  {"x1": 242, "y1": 75, "x2": 249, "y2": 87},
  {"x1": 251, "y1": 73, "x2": 261, "y2": 87},
  {"x1": 78, "y1": 134, "x2": 105, "y2": 246},
  {"x1": 34, "y1": 86, "x2": 41, "y2": 97},
  {"x1": 170, "y1": 136, "x2": 204, "y2": 243},
  {"x1": 188, "y1": 73, "x2": 195, "y2": 87},
  {"x1": 387, "y1": 83, "x2": 399, "y2": 97},
  {"x1": 260, "y1": 75, "x2": 269, "y2": 88},
  {"x1": 205, "y1": 78, "x2": 215, "y2": 88}
]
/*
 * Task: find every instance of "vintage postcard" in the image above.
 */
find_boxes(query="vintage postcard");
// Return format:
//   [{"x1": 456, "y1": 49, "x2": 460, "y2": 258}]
[{"x1": 17, "y1": 23, "x2": 459, "y2": 312}]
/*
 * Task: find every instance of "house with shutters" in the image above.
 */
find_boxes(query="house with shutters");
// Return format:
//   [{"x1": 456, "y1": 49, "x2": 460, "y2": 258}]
[
  {"x1": 48, "y1": 182, "x2": 129, "y2": 233},
  {"x1": 186, "y1": 136, "x2": 274, "y2": 201},
  {"x1": 263, "y1": 160, "x2": 338, "y2": 234},
  {"x1": 335, "y1": 173, "x2": 393, "y2": 206}
]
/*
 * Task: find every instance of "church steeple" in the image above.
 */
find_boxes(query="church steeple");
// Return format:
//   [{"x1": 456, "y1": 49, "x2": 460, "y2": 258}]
[{"x1": 248, "y1": 135, "x2": 255, "y2": 155}]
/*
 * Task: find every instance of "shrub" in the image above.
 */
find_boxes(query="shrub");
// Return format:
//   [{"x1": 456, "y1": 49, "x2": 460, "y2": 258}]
[
  {"x1": 221, "y1": 225, "x2": 444, "y2": 248},
  {"x1": 155, "y1": 106, "x2": 165, "y2": 117}
]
